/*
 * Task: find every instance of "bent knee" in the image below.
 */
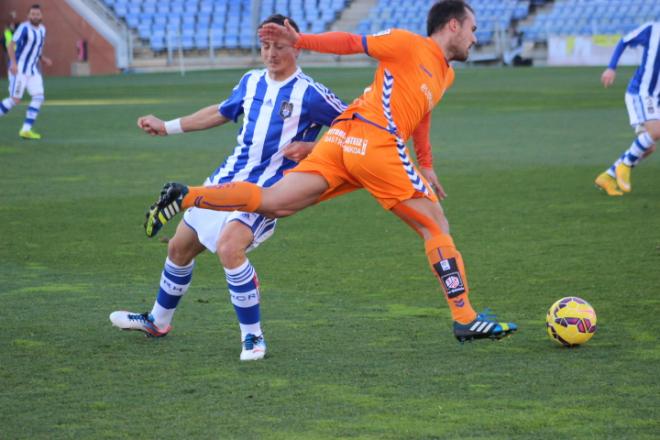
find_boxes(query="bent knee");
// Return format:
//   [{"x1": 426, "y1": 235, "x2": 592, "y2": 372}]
[
  {"x1": 167, "y1": 240, "x2": 196, "y2": 266},
  {"x1": 217, "y1": 240, "x2": 247, "y2": 267},
  {"x1": 269, "y1": 208, "x2": 296, "y2": 218}
]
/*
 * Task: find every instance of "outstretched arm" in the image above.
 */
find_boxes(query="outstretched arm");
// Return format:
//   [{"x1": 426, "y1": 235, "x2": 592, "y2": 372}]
[
  {"x1": 258, "y1": 20, "x2": 364, "y2": 55},
  {"x1": 137, "y1": 104, "x2": 230, "y2": 136}
]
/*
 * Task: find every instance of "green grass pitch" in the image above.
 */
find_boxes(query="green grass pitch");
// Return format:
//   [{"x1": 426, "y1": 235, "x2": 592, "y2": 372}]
[{"x1": 1, "y1": 66, "x2": 659, "y2": 439}]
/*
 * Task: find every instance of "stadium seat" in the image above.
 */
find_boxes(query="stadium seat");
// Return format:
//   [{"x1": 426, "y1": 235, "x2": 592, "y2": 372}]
[{"x1": 110, "y1": 0, "x2": 351, "y2": 51}]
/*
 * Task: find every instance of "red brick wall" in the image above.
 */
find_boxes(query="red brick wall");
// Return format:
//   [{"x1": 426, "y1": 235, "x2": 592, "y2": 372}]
[{"x1": 0, "y1": 0, "x2": 118, "y2": 76}]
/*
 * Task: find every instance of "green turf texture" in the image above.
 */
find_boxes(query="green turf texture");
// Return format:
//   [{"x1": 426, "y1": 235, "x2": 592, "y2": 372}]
[{"x1": 1, "y1": 66, "x2": 658, "y2": 439}]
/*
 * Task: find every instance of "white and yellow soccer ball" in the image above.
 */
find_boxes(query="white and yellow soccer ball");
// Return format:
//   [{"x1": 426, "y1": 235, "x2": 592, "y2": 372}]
[{"x1": 546, "y1": 297, "x2": 597, "y2": 346}]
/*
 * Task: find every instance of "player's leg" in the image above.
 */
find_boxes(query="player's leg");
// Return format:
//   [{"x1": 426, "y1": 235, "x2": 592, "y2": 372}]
[
  {"x1": 343, "y1": 120, "x2": 515, "y2": 342},
  {"x1": 188, "y1": 171, "x2": 329, "y2": 217},
  {"x1": 110, "y1": 220, "x2": 204, "y2": 336},
  {"x1": 0, "y1": 73, "x2": 23, "y2": 118},
  {"x1": 144, "y1": 172, "x2": 328, "y2": 237},
  {"x1": 597, "y1": 93, "x2": 656, "y2": 194},
  {"x1": 391, "y1": 198, "x2": 517, "y2": 342},
  {"x1": 19, "y1": 73, "x2": 44, "y2": 139},
  {"x1": 217, "y1": 215, "x2": 275, "y2": 361},
  {"x1": 144, "y1": 121, "x2": 360, "y2": 237},
  {"x1": 614, "y1": 123, "x2": 656, "y2": 192}
]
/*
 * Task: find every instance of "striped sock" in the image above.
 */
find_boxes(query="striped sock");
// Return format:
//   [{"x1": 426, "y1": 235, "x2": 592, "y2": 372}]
[
  {"x1": 150, "y1": 257, "x2": 194, "y2": 328},
  {"x1": 225, "y1": 259, "x2": 262, "y2": 341},
  {"x1": 622, "y1": 132, "x2": 654, "y2": 167},
  {"x1": 21, "y1": 95, "x2": 43, "y2": 131},
  {"x1": 607, "y1": 153, "x2": 626, "y2": 178},
  {"x1": 0, "y1": 98, "x2": 14, "y2": 116}
]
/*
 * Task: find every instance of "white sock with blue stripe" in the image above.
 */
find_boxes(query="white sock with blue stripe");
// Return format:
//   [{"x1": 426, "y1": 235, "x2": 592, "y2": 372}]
[
  {"x1": 0, "y1": 98, "x2": 14, "y2": 116},
  {"x1": 607, "y1": 153, "x2": 626, "y2": 178},
  {"x1": 224, "y1": 259, "x2": 262, "y2": 341},
  {"x1": 21, "y1": 94, "x2": 43, "y2": 131},
  {"x1": 150, "y1": 257, "x2": 194, "y2": 329},
  {"x1": 622, "y1": 131, "x2": 654, "y2": 167}
]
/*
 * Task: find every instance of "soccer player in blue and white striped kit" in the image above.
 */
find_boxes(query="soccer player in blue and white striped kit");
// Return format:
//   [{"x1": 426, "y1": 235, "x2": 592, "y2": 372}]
[
  {"x1": 0, "y1": 4, "x2": 51, "y2": 140},
  {"x1": 595, "y1": 21, "x2": 660, "y2": 196},
  {"x1": 110, "y1": 14, "x2": 345, "y2": 361}
]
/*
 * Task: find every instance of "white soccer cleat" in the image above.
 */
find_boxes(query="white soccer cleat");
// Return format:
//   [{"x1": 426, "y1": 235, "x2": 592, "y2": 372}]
[
  {"x1": 109, "y1": 311, "x2": 171, "y2": 337},
  {"x1": 240, "y1": 333, "x2": 267, "y2": 361}
]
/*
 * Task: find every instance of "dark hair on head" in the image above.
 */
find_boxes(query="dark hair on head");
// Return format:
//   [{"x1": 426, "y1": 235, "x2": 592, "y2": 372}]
[
  {"x1": 30, "y1": 4, "x2": 41, "y2": 9},
  {"x1": 427, "y1": 0, "x2": 473, "y2": 36},
  {"x1": 258, "y1": 14, "x2": 300, "y2": 33}
]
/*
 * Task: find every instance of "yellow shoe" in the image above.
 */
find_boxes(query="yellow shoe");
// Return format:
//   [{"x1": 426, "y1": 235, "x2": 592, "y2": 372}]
[
  {"x1": 615, "y1": 163, "x2": 632, "y2": 193},
  {"x1": 19, "y1": 129, "x2": 41, "y2": 140},
  {"x1": 594, "y1": 172, "x2": 623, "y2": 196}
]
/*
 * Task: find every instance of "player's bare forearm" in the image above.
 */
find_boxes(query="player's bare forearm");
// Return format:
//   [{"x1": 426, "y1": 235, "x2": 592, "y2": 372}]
[
  {"x1": 137, "y1": 105, "x2": 229, "y2": 136},
  {"x1": 180, "y1": 105, "x2": 229, "y2": 132}
]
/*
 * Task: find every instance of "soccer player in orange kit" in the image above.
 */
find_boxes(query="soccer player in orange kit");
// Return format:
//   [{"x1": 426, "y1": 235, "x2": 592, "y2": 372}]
[{"x1": 145, "y1": 0, "x2": 517, "y2": 343}]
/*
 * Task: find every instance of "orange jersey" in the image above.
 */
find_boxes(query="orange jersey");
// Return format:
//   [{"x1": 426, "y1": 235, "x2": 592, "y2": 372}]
[
  {"x1": 296, "y1": 29, "x2": 454, "y2": 161},
  {"x1": 297, "y1": 29, "x2": 454, "y2": 140},
  {"x1": 348, "y1": 29, "x2": 454, "y2": 141}
]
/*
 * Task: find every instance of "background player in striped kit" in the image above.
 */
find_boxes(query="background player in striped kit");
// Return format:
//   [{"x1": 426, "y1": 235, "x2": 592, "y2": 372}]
[
  {"x1": 110, "y1": 15, "x2": 346, "y2": 361},
  {"x1": 145, "y1": 1, "x2": 518, "y2": 344},
  {"x1": 0, "y1": 4, "x2": 51, "y2": 140},
  {"x1": 595, "y1": 21, "x2": 660, "y2": 196}
]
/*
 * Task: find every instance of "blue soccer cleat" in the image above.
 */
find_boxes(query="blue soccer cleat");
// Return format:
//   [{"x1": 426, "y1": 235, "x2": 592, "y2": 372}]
[
  {"x1": 109, "y1": 311, "x2": 171, "y2": 337},
  {"x1": 453, "y1": 310, "x2": 517, "y2": 343},
  {"x1": 144, "y1": 182, "x2": 189, "y2": 238},
  {"x1": 240, "y1": 333, "x2": 267, "y2": 361}
]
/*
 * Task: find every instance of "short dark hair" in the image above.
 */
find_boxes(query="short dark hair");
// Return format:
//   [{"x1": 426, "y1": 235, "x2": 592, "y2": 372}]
[
  {"x1": 258, "y1": 14, "x2": 300, "y2": 33},
  {"x1": 30, "y1": 4, "x2": 41, "y2": 9},
  {"x1": 426, "y1": 0, "x2": 473, "y2": 36}
]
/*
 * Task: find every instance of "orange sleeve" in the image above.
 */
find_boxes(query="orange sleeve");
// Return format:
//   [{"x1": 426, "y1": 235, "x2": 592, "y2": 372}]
[
  {"x1": 363, "y1": 29, "x2": 416, "y2": 61},
  {"x1": 295, "y1": 32, "x2": 365, "y2": 55},
  {"x1": 412, "y1": 112, "x2": 433, "y2": 168}
]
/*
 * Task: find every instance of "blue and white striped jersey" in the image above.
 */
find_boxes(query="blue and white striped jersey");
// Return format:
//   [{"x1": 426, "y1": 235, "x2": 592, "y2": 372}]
[
  {"x1": 608, "y1": 21, "x2": 660, "y2": 96},
  {"x1": 206, "y1": 67, "x2": 345, "y2": 188},
  {"x1": 11, "y1": 21, "x2": 46, "y2": 75}
]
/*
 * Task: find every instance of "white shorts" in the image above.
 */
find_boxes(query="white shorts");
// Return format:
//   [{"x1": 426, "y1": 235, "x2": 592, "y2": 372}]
[
  {"x1": 182, "y1": 207, "x2": 277, "y2": 254},
  {"x1": 625, "y1": 92, "x2": 660, "y2": 129},
  {"x1": 8, "y1": 72, "x2": 44, "y2": 99}
]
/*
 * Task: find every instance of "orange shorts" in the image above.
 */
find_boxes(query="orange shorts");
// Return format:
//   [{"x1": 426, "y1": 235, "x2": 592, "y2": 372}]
[{"x1": 290, "y1": 119, "x2": 437, "y2": 209}]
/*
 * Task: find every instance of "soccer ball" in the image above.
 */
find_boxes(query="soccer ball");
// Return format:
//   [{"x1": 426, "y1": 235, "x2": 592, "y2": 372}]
[{"x1": 546, "y1": 296, "x2": 597, "y2": 346}]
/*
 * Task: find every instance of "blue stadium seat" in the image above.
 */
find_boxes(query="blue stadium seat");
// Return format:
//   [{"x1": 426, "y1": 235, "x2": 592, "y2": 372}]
[
  {"x1": 150, "y1": 36, "x2": 166, "y2": 51},
  {"x1": 225, "y1": 35, "x2": 239, "y2": 49}
]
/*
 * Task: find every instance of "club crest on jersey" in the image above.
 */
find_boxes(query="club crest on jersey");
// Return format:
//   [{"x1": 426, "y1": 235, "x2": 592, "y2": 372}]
[
  {"x1": 647, "y1": 97, "x2": 656, "y2": 115},
  {"x1": 279, "y1": 101, "x2": 293, "y2": 119},
  {"x1": 433, "y1": 258, "x2": 466, "y2": 298}
]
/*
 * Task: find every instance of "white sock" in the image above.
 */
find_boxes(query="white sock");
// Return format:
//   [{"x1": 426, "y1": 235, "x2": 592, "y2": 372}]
[
  {"x1": 21, "y1": 94, "x2": 43, "y2": 131},
  {"x1": 622, "y1": 132, "x2": 654, "y2": 167},
  {"x1": 150, "y1": 257, "x2": 194, "y2": 328},
  {"x1": 224, "y1": 259, "x2": 262, "y2": 341},
  {"x1": 0, "y1": 98, "x2": 14, "y2": 116}
]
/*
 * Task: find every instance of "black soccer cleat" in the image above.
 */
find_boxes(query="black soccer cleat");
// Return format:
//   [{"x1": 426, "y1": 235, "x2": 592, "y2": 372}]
[
  {"x1": 453, "y1": 310, "x2": 518, "y2": 343},
  {"x1": 144, "y1": 182, "x2": 188, "y2": 238}
]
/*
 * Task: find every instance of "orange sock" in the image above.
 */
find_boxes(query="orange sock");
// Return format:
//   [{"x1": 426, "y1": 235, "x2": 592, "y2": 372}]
[
  {"x1": 425, "y1": 235, "x2": 477, "y2": 324},
  {"x1": 182, "y1": 182, "x2": 262, "y2": 212}
]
